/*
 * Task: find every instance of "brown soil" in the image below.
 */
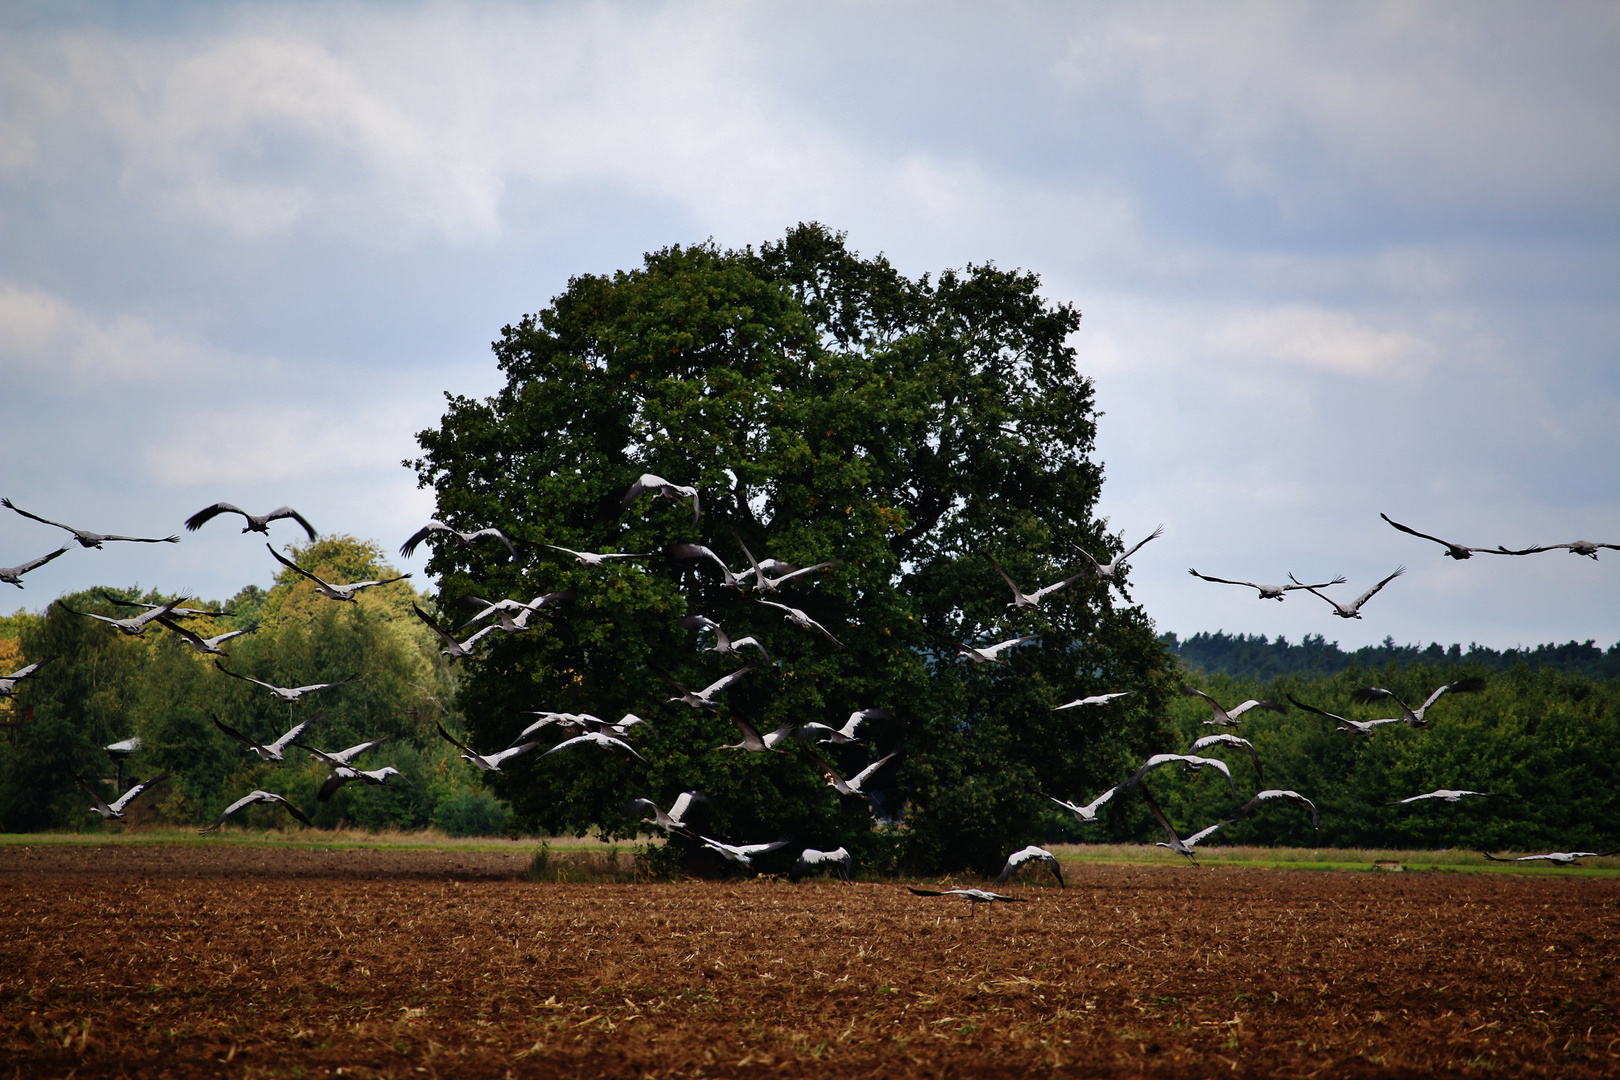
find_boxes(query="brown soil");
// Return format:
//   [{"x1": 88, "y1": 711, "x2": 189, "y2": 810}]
[{"x1": 2, "y1": 844, "x2": 1616, "y2": 1078}]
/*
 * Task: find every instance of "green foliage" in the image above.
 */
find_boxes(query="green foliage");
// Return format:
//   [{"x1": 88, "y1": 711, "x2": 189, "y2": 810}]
[
  {"x1": 431, "y1": 788, "x2": 509, "y2": 838},
  {"x1": 1132, "y1": 663, "x2": 1620, "y2": 853},
  {"x1": 0, "y1": 536, "x2": 497, "y2": 834},
  {"x1": 409, "y1": 223, "x2": 1175, "y2": 873},
  {"x1": 1167, "y1": 630, "x2": 1620, "y2": 681}
]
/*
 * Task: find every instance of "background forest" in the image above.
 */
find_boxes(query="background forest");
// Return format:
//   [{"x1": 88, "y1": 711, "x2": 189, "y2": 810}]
[{"x1": 4, "y1": 559, "x2": 1616, "y2": 854}]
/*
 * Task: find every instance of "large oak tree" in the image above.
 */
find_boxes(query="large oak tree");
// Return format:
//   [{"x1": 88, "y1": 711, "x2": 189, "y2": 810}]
[{"x1": 410, "y1": 224, "x2": 1174, "y2": 873}]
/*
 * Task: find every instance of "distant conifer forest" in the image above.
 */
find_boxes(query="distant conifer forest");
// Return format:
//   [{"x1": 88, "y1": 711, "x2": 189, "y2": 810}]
[{"x1": 1163, "y1": 630, "x2": 1620, "y2": 682}]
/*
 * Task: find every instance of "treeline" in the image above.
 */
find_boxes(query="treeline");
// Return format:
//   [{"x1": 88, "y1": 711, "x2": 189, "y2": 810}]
[
  {"x1": 0, "y1": 538, "x2": 508, "y2": 837},
  {"x1": 1163, "y1": 630, "x2": 1620, "y2": 682},
  {"x1": 1051, "y1": 659, "x2": 1620, "y2": 854},
  {"x1": 6, "y1": 549, "x2": 1617, "y2": 855}
]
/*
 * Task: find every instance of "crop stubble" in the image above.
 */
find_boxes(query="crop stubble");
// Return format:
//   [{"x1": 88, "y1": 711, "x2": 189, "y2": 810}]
[{"x1": 1, "y1": 845, "x2": 1616, "y2": 1078}]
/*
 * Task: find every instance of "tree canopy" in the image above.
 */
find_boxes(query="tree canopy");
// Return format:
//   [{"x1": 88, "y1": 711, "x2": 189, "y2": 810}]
[
  {"x1": 409, "y1": 224, "x2": 1174, "y2": 874},
  {"x1": 0, "y1": 537, "x2": 489, "y2": 835}
]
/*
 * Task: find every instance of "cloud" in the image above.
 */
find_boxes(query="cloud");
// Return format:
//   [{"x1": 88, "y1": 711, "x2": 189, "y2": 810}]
[
  {"x1": 0, "y1": 5, "x2": 1147, "y2": 256},
  {"x1": 144, "y1": 396, "x2": 434, "y2": 488},
  {"x1": 1205, "y1": 305, "x2": 1437, "y2": 378},
  {"x1": 0, "y1": 283, "x2": 225, "y2": 385},
  {"x1": 1053, "y1": 3, "x2": 1620, "y2": 215}
]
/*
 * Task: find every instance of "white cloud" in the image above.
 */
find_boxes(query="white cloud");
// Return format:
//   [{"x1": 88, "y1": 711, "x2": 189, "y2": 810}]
[
  {"x1": 145, "y1": 396, "x2": 433, "y2": 487},
  {"x1": 1205, "y1": 305, "x2": 1436, "y2": 378},
  {"x1": 0, "y1": 283, "x2": 225, "y2": 385},
  {"x1": 0, "y1": 6, "x2": 1147, "y2": 255},
  {"x1": 1053, "y1": 3, "x2": 1620, "y2": 211}
]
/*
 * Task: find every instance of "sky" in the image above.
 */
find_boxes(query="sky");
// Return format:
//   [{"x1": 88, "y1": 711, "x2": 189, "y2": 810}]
[{"x1": 1, "y1": 1, "x2": 1616, "y2": 651}]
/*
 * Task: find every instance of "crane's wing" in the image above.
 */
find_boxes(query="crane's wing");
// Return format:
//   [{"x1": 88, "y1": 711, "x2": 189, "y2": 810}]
[
  {"x1": 726, "y1": 716, "x2": 770, "y2": 752},
  {"x1": 728, "y1": 528, "x2": 764, "y2": 583},
  {"x1": 488, "y1": 740, "x2": 541, "y2": 767},
  {"x1": 54, "y1": 602, "x2": 119, "y2": 626},
  {"x1": 729, "y1": 636, "x2": 775, "y2": 664},
  {"x1": 1420, "y1": 677, "x2": 1485, "y2": 712},
  {"x1": 541, "y1": 734, "x2": 592, "y2": 757},
  {"x1": 1285, "y1": 694, "x2": 1349, "y2": 723},
  {"x1": 434, "y1": 722, "x2": 477, "y2": 754},
  {"x1": 303, "y1": 734, "x2": 380, "y2": 766},
  {"x1": 907, "y1": 887, "x2": 949, "y2": 897},
  {"x1": 268, "y1": 717, "x2": 316, "y2": 754},
  {"x1": 1352, "y1": 565, "x2": 1406, "y2": 609},
  {"x1": 399, "y1": 521, "x2": 448, "y2": 558},
  {"x1": 262, "y1": 507, "x2": 317, "y2": 540},
  {"x1": 1379, "y1": 513, "x2": 1456, "y2": 550},
  {"x1": 699, "y1": 664, "x2": 755, "y2": 699},
  {"x1": 458, "y1": 624, "x2": 501, "y2": 650},
  {"x1": 1119, "y1": 524, "x2": 1165, "y2": 561},
  {"x1": 8, "y1": 547, "x2": 70, "y2": 576},
  {"x1": 265, "y1": 543, "x2": 334, "y2": 589},
  {"x1": 1138, "y1": 788, "x2": 1183, "y2": 847},
  {"x1": 981, "y1": 552, "x2": 1025, "y2": 600},
  {"x1": 290, "y1": 675, "x2": 355, "y2": 695},
  {"x1": 766, "y1": 560, "x2": 839, "y2": 588},
  {"x1": 1291, "y1": 583, "x2": 1342, "y2": 612},
  {"x1": 670, "y1": 544, "x2": 738, "y2": 582},
  {"x1": 1122, "y1": 754, "x2": 1184, "y2": 790},
  {"x1": 849, "y1": 752, "x2": 899, "y2": 789},
  {"x1": 667, "y1": 791, "x2": 709, "y2": 823},
  {"x1": 1227, "y1": 698, "x2": 1288, "y2": 718},
  {"x1": 410, "y1": 604, "x2": 459, "y2": 646},
  {"x1": 260, "y1": 791, "x2": 312, "y2": 825},
  {"x1": 1082, "y1": 785, "x2": 1122, "y2": 814},
  {"x1": 110, "y1": 772, "x2": 170, "y2": 813},
  {"x1": 154, "y1": 617, "x2": 207, "y2": 650},
  {"x1": 1350, "y1": 686, "x2": 1405, "y2": 708},
  {"x1": 75, "y1": 776, "x2": 114, "y2": 815},
  {"x1": 347, "y1": 574, "x2": 411, "y2": 591},
  {"x1": 1026, "y1": 570, "x2": 1087, "y2": 603},
  {"x1": 1231, "y1": 789, "x2": 1319, "y2": 831},
  {"x1": 213, "y1": 663, "x2": 278, "y2": 692},
  {"x1": 98, "y1": 532, "x2": 181, "y2": 544},
  {"x1": 463, "y1": 527, "x2": 516, "y2": 558},
  {"x1": 317, "y1": 769, "x2": 362, "y2": 801},
  {"x1": 2, "y1": 498, "x2": 78, "y2": 535},
  {"x1": 1, "y1": 656, "x2": 55, "y2": 683},
  {"x1": 1067, "y1": 542, "x2": 1106, "y2": 573},
  {"x1": 210, "y1": 715, "x2": 264, "y2": 751},
  {"x1": 1187, "y1": 568, "x2": 1262, "y2": 589},
  {"x1": 204, "y1": 625, "x2": 259, "y2": 649},
  {"x1": 923, "y1": 628, "x2": 972, "y2": 655},
  {"x1": 1192, "y1": 756, "x2": 1235, "y2": 794},
  {"x1": 1180, "y1": 684, "x2": 1218, "y2": 708},
  {"x1": 1185, "y1": 819, "x2": 1229, "y2": 847},
  {"x1": 1283, "y1": 574, "x2": 1348, "y2": 590},
  {"x1": 981, "y1": 635, "x2": 1037, "y2": 658},
  {"x1": 203, "y1": 791, "x2": 266, "y2": 831},
  {"x1": 185, "y1": 503, "x2": 248, "y2": 531},
  {"x1": 804, "y1": 749, "x2": 854, "y2": 794},
  {"x1": 621, "y1": 474, "x2": 660, "y2": 507}
]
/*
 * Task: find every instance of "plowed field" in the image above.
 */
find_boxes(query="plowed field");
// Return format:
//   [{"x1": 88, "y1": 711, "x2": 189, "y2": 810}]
[{"x1": 2, "y1": 844, "x2": 1616, "y2": 1078}]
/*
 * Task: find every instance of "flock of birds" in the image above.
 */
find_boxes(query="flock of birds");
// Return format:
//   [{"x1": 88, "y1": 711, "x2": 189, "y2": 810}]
[{"x1": 2, "y1": 485, "x2": 1616, "y2": 904}]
